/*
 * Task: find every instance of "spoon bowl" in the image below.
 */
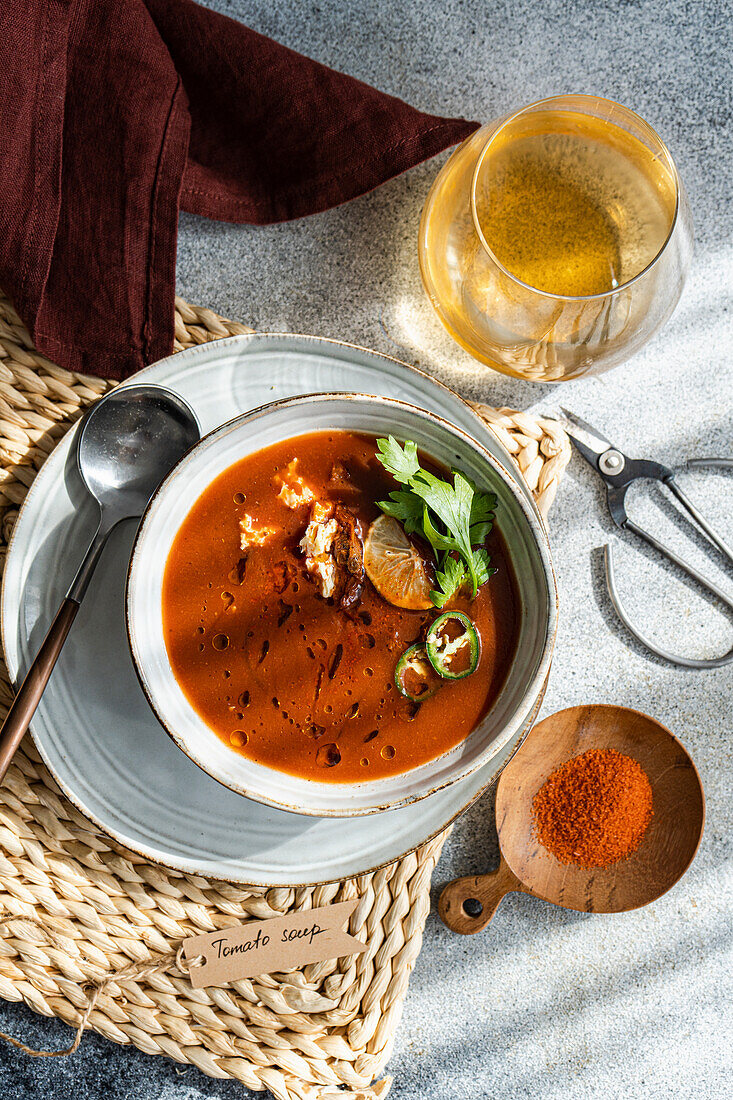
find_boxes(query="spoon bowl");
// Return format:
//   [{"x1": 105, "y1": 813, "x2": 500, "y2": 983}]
[
  {"x1": 78, "y1": 384, "x2": 201, "y2": 517},
  {"x1": 439, "y1": 705, "x2": 705, "y2": 933}
]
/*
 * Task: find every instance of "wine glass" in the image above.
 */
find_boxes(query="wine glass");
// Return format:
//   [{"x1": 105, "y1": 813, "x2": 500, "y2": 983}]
[{"x1": 418, "y1": 95, "x2": 693, "y2": 382}]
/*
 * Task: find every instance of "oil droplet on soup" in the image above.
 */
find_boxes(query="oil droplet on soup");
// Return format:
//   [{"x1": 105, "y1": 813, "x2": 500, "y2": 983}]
[
  {"x1": 316, "y1": 743, "x2": 341, "y2": 768},
  {"x1": 230, "y1": 731, "x2": 248, "y2": 748}
]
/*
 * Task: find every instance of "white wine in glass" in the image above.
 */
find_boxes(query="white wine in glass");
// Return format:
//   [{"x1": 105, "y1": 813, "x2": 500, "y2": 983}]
[{"x1": 419, "y1": 95, "x2": 692, "y2": 382}]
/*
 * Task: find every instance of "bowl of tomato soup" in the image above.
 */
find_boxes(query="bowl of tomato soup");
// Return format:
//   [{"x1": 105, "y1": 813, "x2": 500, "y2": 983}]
[{"x1": 127, "y1": 394, "x2": 556, "y2": 816}]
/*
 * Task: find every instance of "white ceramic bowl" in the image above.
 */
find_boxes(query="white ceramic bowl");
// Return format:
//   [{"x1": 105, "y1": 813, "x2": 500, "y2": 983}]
[{"x1": 126, "y1": 393, "x2": 557, "y2": 816}]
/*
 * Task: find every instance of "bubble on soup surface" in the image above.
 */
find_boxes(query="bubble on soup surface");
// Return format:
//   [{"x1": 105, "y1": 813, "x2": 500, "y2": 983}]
[
  {"x1": 277, "y1": 601, "x2": 293, "y2": 626},
  {"x1": 361, "y1": 758, "x2": 369, "y2": 767},
  {"x1": 230, "y1": 731, "x2": 248, "y2": 747},
  {"x1": 212, "y1": 633, "x2": 229, "y2": 650},
  {"x1": 381, "y1": 745, "x2": 396, "y2": 760},
  {"x1": 238, "y1": 691, "x2": 250, "y2": 708},
  {"x1": 229, "y1": 558, "x2": 247, "y2": 586},
  {"x1": 233, "y1": 492, "x2": 246, "y2": 504},
  {"x1": 316, "y1": 743, "x2": 341, "y2": 768},
  {"x1": 328, "y1": 644, "x2": 343, "y2": 679}
]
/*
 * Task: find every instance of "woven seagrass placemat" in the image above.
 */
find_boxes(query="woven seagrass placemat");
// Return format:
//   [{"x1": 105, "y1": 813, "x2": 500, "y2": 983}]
[{"x1": 0, "y1": 290, "x2": 570, "y2": 1099}]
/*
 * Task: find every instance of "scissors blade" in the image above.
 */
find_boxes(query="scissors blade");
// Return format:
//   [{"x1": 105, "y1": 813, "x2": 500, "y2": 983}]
[{"x1": 557, "y1": 408, "x2": 620, "y2": 473}]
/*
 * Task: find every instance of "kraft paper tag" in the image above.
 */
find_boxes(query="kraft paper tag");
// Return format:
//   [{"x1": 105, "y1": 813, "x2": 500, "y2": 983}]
[{"x1": 181, "y1": 899, "x2": 366, "y2": 988}]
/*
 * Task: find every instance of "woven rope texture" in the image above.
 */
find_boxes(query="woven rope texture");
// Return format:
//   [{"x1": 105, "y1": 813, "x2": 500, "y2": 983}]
[{"x1": 0, "y1": 290, "x2": 569, "y2": 1098}]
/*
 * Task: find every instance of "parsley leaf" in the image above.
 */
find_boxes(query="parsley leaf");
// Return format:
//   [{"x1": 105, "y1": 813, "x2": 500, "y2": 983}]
[
  {"x1": 431, "y1": 556, "x2": 467, "y2": 608},
  {"x1": 375, "y1": 438, "x2": 496, "y2": 603},
  {"x1": 473, "y1": 547, "x2": 497, "y2": 587},
  {"x1": 375, "y1": 437, "x2": 420, "y2": 484},
  {"x1": 469, "y1": 488, "x2": 498, "y2": 546},
  {"x1": 377, "y1": 489, "x2": 424, "y2": 536}
]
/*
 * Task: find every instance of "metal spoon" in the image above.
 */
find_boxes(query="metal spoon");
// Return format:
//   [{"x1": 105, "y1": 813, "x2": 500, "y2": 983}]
[{"x1": 0, "y1": 384, "x2": 200, "y2": 781}]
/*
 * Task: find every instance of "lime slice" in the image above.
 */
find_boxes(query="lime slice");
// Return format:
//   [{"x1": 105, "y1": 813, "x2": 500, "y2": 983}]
[{"x1": 363, "y1": 515, "x2": 433, "y2": 610}]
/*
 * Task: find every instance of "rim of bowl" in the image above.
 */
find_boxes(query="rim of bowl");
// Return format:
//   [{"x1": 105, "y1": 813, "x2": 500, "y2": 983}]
[
  {"x1": 469, "y1": 93, "x2": 682, "y2": 303},
  {"x1": 126, "y1": 392, "x2": 558, "y2": 816}
]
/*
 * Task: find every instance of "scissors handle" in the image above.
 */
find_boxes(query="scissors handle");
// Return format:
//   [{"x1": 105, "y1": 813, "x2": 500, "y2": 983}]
[
  {"x1": 607, "y1": 472, "x2": 733, "y2": 668},
  {"x1": 664, "y1": 478, "x2": 733, "y2": 567},
  {"x1": 605, "y1": 544, "x2": 733, "y2": 669},
  {"x1": 687, "y1": 457, "x2": 733, "y2": 470},
  {"x1": 624, "y1": 517, "x2": 733, "y2": 609}
]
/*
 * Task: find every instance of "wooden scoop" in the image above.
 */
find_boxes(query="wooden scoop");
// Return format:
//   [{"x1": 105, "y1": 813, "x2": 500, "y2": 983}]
[{"x1": 439, "y1": 705, "x2": 705, "y2": 934}]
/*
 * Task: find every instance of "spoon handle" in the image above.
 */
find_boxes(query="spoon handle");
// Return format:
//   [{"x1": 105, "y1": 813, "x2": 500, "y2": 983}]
[
  {"x1": 0, "y1": 518, "x2": 113, "y2": 784},
  {"x1": 0, "y1": 598, "x2": 79, "y2": 781},
  {"x1": 438, "y1": 855, "x2": 527, "y2": 935}
]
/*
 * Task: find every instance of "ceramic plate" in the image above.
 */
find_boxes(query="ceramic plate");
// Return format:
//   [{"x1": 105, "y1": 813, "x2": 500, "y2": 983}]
[{"x1": 2, "y1": 335, "x2": 543, "y2": 885}]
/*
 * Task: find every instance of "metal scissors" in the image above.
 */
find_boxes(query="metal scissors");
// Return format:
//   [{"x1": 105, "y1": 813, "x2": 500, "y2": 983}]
[{"x1": 559, "y1": 410, "x2": 733, "y2": 669}]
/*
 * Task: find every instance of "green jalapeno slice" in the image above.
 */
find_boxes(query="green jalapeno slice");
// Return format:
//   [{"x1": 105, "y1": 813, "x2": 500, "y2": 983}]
[
  {"x1": 425, "y1": 611, "x2": 480, "y2": 680},
  {"x1": 394, "y1": 643, "x2": 443, "y2": 702}
]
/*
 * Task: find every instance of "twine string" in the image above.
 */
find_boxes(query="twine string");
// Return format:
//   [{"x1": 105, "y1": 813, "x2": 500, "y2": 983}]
[{"x1": 0, "y1": 914, "x2": 199, "y2": 1058}]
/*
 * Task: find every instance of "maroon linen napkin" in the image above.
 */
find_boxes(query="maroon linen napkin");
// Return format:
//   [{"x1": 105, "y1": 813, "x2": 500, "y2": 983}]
[{"x1": 0, "y1": 0, "x2": 477, "y2": 380}]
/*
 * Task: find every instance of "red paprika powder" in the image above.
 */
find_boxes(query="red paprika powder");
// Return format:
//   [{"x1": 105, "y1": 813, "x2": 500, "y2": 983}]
[{"x1": 532, "y1": 748, "x2": 653, "y2": 868}]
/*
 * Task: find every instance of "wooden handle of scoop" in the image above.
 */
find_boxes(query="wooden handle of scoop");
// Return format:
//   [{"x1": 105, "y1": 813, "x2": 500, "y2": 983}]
[
  {"x1": 438, "y1": 854, "x2": 527, "y2": 934},
  {"x1": 0, "y1": 597, "x2": 80, "y2": 783}
]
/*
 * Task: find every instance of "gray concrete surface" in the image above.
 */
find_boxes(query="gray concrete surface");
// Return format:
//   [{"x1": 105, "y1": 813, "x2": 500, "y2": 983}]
[{"x1": 1, "y1": 0, "x2": 731, "y2": 1096}]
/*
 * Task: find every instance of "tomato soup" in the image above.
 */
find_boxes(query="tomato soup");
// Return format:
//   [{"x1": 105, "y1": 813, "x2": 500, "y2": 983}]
[{"x1": 162, "y1": 432, "x2": 519, "y2": 782}]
